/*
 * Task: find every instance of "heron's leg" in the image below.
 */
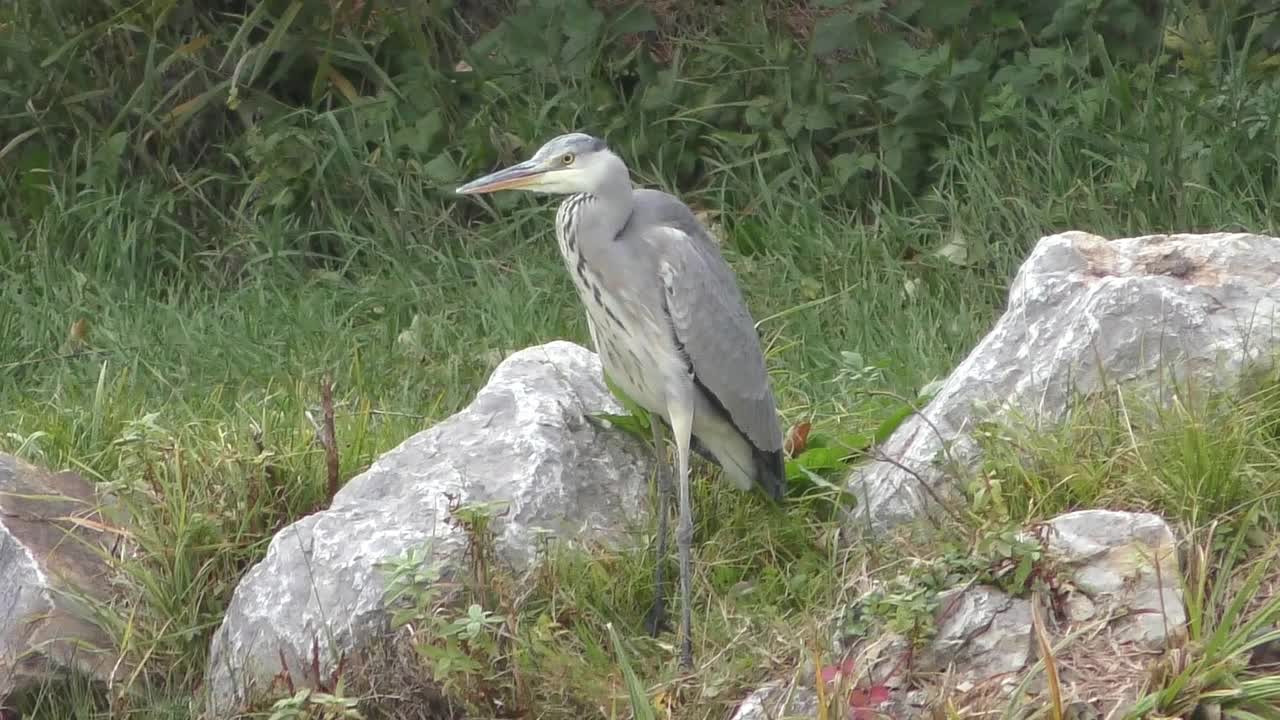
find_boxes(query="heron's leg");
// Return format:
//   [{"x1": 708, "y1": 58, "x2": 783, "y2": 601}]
[
  {"x1": 668, "y1": 399, "x2": 696, "y2": 670},
  {"x1": 644, "y1": 418, "x2": 673, "y2": 637}
]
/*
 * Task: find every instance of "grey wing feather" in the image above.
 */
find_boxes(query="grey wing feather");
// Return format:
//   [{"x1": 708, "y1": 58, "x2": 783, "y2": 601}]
[{"x1": 643, "y1": 200, "x2": 783, "y2": 454}]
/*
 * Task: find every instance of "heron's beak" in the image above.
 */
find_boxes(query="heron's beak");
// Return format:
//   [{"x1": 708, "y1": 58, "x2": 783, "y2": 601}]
[{"x1": 455, "y1": 160, "x2": 546, "y2": 195}]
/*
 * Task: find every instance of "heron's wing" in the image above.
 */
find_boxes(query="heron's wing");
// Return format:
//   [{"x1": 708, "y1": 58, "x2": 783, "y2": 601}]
[{"x1": 642, "y1": 210, "x2": 783, "y2": 454}]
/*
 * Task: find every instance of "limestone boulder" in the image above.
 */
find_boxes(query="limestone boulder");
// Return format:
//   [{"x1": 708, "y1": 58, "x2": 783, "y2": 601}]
[
  {"x1": 847, "y1": 232, "x2": 1280, "y2": 530},
  {"x1": 1040, "y1": 509, "x2": 1185, "y2": 649},
  {"x1": 1, "y1": 454, "x2": 122, "y2": 698},
  {"x1": 731, "y1": 510, "x2": 1188, "y2": 718},
  {"x1": 204, "y1": 341, "x2": 653, "y2": 716}
]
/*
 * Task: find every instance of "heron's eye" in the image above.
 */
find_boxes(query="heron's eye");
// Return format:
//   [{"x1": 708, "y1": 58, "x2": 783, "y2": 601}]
[{"x1": 560, "y1": 153, "x2": 575, "y2": 166}]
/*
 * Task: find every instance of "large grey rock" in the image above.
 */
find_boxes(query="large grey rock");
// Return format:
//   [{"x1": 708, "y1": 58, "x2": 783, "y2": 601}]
[
  {"x1": 1, "y1": 454, "x2": 123, "y2": 697},
  {"x1": 735, "y1": 510, "x2": 1188, "y2": 715},
  {"x1": 848, "y1": 232, "x2": 1280, "y2": 531},
  {"x1": 1040, "y1": 510, "x2": 1185, "y2": 649},
  {"x1": 204, "y1": 341, "x2": 652, "y2": 716}
]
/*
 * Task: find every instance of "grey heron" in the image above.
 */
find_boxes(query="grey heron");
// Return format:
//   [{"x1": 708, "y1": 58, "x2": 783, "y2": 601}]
[{"x1": 456, "y1": 133, "x2": 785, "y2": 669}]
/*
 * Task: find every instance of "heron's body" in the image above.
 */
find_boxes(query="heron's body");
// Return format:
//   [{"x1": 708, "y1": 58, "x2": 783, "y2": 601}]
[
  {"x1": 555, "y1": 188, "x2": 784, "y2": 494},
  {"x1": 456, "y1": 132, "x2": 784, "y2": 669}
]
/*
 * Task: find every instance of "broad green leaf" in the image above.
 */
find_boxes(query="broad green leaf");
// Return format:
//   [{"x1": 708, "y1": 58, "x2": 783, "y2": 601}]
[
  {"x1": 916, "y1": 0, "x2": 971, "y2": 30},
  {"x1": 422, "y1": 152, "x2": 461, "y2": 183},
  {"x1": 611, "y1": 4, "x2": 658, "y2": 35},
  {"x1": 794, "y1": 445, "x2": 847, "y2": 472},
  {"x1": 562, "y1": 6, "x2": 605, "y2": 66},
  {"x1": 873, "y1": 404, "x2": 915, "y2": 444},
  {"x1": 804, "y1": 105, "x2": 837, "y2": 131},
  {"x1": 812, "y1": 13, "x2": 860, "y2": 55},
  {"x1": 593, "y1": 412, "x2": 650, "y2": 440}
]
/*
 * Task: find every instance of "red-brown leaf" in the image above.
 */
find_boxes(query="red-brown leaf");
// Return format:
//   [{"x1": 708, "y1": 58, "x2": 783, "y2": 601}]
[
  {"x1": 848, "y1": 683, "x2": 891, "y2": 717},
  {"x1": 784, "y1": 421, "x2": 813, "y2": 456}
]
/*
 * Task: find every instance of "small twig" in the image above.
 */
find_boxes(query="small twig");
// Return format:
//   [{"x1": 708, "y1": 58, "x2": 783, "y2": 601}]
[
  {"x1": 1031, "y1": 589, "x2": 1064, "y2": 720},
  {"x1": 321, "y1": 374, "x2": 340, "y2": 501},
  {"x1": 867, "y1": 447, "x2": 970, "y2": 527},
  {"x1": 367, "y1": 408, "x2": 429, "y2": 419},
  {"x1": 855, "y1": 388, "x2": 952, "y2": 450}
]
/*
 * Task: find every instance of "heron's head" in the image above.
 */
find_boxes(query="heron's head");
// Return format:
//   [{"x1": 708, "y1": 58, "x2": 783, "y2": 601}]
[{"x1": 455, "y1": 133, "x2": 625, "y2": 196}]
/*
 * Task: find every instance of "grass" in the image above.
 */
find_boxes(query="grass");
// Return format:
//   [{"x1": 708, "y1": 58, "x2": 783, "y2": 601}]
[{"x1": 5, "y1": 4, "x2": 1280, "y2": 717}]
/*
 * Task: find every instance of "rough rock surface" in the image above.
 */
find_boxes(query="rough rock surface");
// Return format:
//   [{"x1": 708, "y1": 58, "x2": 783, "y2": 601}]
[
  {"x1": 1, "y1": 454, "x2": 122, "y2": 696},
  {"x1": 1041, "y1": 510, "x2": 1184, "y2": 649},
  {"x1": 909, "y1": 511, "x2": 1183, "y2": 690},
  {"x1": 847, "y1": 232, "x2": 1280, "y2": 530},
  {"x1": 204, "y1": 342, "x2": 653, "y2": 715},
  {"x1": 920, "y1": 585, "x2": 1033, "y2": 684},
  {"x1": 729, "y1": 682, "x2": 819, "y2": 720},
  {"x1": 731, "y1": 511, "x2": 1188, "y2": 717}
]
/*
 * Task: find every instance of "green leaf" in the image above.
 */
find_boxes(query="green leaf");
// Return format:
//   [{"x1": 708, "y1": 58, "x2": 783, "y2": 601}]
[
  {"x1": 602, "y1": 373, "x2": 652, "y2": 425},
  {"x1": 392, "y1": 110, "x2": 444, "y2": 154},
  {"x1": 422, "y1": 152, "x2": 461, "y2": 183},
  {"x1": 611, "y1": 4, "x2": 658, "y2": 35},
  {"x1": 836, "y1": 432, "x2": 874, "y2": 455},
  {"x1": 888, "y1": 0, "x2": 923, "y2": 19},
  {"x1": 593, "y1": 412, "x2": 650, "y2": 440},
  {"x1": 951, "y1": 57, "x2": 985, "y2": 78},
  {"x1": 873, "y1": 403, "x2": 915, "y2": 444},
  {"x1": 787, "y1": 463, "x2": 858, "y2": 506},
  {"x1": 916, "y1": 0, "x2": 971, "y2": 30},
  {"x1": 249, "y1": 0, "x2": 304, "y2": 86},
  {"x1": 812, "y1": 13, "x2": 860, "y2": 55},
  {"x1": 562, "y1": 6, "x2": 605, "y2": 65},
  {"x1": 782, "y1": 109, "x2": 805, "y2": 138},
  {"x1": 794, "y1": 445, "x2": 848, "y2": 472},
  {"x1": 804, "y1": 105, "x2": 837, "y2": 131}
]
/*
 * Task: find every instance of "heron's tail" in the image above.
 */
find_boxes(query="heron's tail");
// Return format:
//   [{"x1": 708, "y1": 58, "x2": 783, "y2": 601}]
[
  {"x1": 692, "y1": 421, "x2": 786, "y2": 502},
  {"x1": 752, "y1": 446, "x2": 786, "y2": 503}
]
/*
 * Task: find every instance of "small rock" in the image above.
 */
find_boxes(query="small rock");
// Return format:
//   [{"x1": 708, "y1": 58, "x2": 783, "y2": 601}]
[
  {"x1": 1248, "y1": 625, "x2": 1280, "y2": 672},
  {"x1": 1042, "y1": 510, "x2": 1185, "y2": 648},
  {"x1": 1066, "y1": 700, "x2": 1103, "y2": 720},
  {"x1": 904, "y1": 688, "x2": 930, "y2": 706},
  {"x1": 920, "y1": 585, "x2": 1033, "y2": 683},
  {"x1": 730, "y1": 682, "x2": 818, "y2": 720},
  {"x1": 839, "y1": 631, "x2": 911, "y2": 687},
  {"x1": 0, "y1": 454, "x2": 125, "y2": 696},
  {"x1": 203, "y1": 342, "x2": 653, "y2": 715},
  {"x1": 847, "y1": 232, "x2": 1280, "y2": 531},
  {"x1": 1066, "y1": 593, "x2": 1096, "y2": 623}
]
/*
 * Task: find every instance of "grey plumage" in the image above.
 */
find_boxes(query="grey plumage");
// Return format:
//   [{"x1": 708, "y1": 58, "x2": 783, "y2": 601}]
[{"x1": 456, "y1": 132, "x2": 785, "y2": 669}]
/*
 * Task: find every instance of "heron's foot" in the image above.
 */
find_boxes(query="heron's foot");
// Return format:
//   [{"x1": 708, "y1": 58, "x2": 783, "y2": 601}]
[
  {"x1": 644, "y1": 599, "x2": 670, "y2": 637},
  {"x1": 678, "y1": 636, "x2": 694, "y2": 670}
]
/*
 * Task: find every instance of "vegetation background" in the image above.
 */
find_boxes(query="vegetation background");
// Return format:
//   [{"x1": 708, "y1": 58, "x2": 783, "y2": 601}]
[{"x1": 2, "y1": 0, "x2": 1280, "y2": 717}]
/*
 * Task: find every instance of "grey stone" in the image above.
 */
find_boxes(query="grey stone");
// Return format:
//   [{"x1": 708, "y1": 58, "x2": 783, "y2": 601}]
[
  {"x1": 920, "y1": 585, "x2": 1033, "y2": 683},
  {"x1": 203, "y1": 341, "x2": 653, "y2": 716},
  {"x1": 1041, "y1": 510, "x2": 1185, "y2": 648},
  {"x1": 846, "y1": 232, "x2": 1280, "y2": 531},
  {"x1": 740, "y1": 511, "x2": 1190, "y2": 710},
  {"x1": 1, "y1": 454, "x2": 124, "y2": 697},
  {"x1": 730, "y1": 682, "x2": 819, "y2": 720}
]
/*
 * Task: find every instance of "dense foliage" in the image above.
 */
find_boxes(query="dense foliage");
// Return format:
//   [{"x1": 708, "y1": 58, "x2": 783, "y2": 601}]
[{"x1": 6, "y1": 0, "x2": 1280, "y2": 276}]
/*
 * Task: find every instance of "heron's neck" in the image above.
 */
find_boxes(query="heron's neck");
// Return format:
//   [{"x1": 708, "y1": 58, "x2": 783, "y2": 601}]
[{"x1": 575, "y1": 162, "x2": 634, "y2": 244}]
